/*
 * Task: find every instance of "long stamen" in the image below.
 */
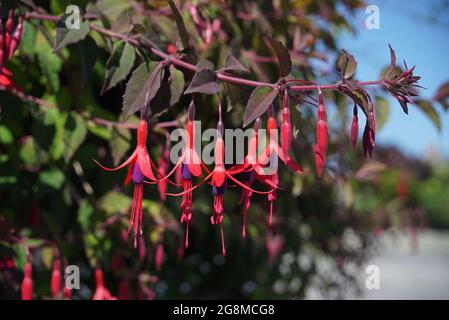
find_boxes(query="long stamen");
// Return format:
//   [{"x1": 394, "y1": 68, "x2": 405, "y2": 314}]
[{"x1": 220, "y1": 223, "x2": 226, "y2": 257}]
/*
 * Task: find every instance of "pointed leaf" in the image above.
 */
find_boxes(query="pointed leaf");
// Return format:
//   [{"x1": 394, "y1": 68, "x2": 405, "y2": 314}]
[
  {"x1": 184, "y1": 67, "x2": 220, "y2": 95},
  {"x1": 101, "y1": 41, "x2": 136, "y2": 94},
  {"x1": 374, "y1": 96, "x2": 390, "y2": 131},
  {"x1": 122, "y1": 62, "x2": 165, "y2": 117},
  {"x1": 267, "y1": 36, "x2": 291, "y2": 78},
  {"x1": 243, "y1": 86, "x2": 279, "y2": 127},
  {"x1": 222, "y1": 53, "x2": 249, "y2": 74},
  {"x1": 415, "y1": 100, "x2": 441, "y2": 131},
  {"x1": 53, "y1": 17, "x2": 90, "y2": 52},
  {"x1": 337, "y1": 50, "x2": 357, "y2": 79},
  {"x1": 167, "y1": 0, "x2": 190, "y2": 50}
]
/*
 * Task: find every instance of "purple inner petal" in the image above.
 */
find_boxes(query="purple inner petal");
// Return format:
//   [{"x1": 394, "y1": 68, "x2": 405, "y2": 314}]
[{"x1": 132, "y1": 162, "x2": 145, "y2": 184}]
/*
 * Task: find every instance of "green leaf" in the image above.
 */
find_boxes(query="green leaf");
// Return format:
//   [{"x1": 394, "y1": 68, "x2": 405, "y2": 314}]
[
  {"x1": 337, "y1": 50, "x2": 357, "y2": 79},
  {"x1": 184, "y1": 60, "x2": 219, "y2": 95},
  {"x1": 19, "y1": 21, "x2": 37, "y2": 57},
  {"x1": 222, "y1": 53, "x2": 249, "y2": 74},
  {"x1": 19, "y1": 136, "x2": 48, "y2": 167},
  {"x1": 37, "y1": 34, "x2": 62, "y2": 93},
  {"x1": 110, "y1": 127, "x2": 131, "y2": 166},
  {"x1": 243, "y1": 86, "x2": 279, "y2": 127},
  {"x1": 78, "y1": 199, "x2": 94, "y2": 232},
  {"x1": 96, "y1": 0, "x2": 131, "y2": 22},
  {"x1": 39, "y1": 168, "x2": 65, "y2": 189},
  {"x1": 63, "y1": 112, "x2": 87, "y2": 162},
  {"x1": 151, "y1": 65, "x2": 185, "y2": 116},
  {"x1": 53, "y1": 17, "x2": 90, "y2": 52},
  {"x1": 101, "y1": 41, "x2": 135, "y2": 94},
  {"x1": 99, "y1": 191, "x2": 131, "y2": 215},
  {"x1": 122, "y1": 62, "x2": 165, "y2": 118},
  {"x1": 168, "y1": 65, "x2": 185, "y2": 106},
  {"x1": 415, "y1": 100, "x2": 441, "y2": 132},
  {"x1": 267, "y1": 36, "x2": 291, "y2": 78},
  {"x1": 374, "y1": 97, "x2": 390, "y2": 131},
  {"x1": 167, "y1": 0, "x2": 190, "y2": 50},
  {"x1": 77, "y1": 36, "x2": 98, "y2": 87},
  {"x1": 0, "y1": 125, "x2": 13, "y2": 144}
]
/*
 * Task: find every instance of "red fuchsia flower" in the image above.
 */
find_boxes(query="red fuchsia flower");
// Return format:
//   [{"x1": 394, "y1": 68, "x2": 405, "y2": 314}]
[
  {"x1": 315, "y1": 88, "x2": 328, "y2": 177},
  {"x1": 0, "y1": 8, "x2": 22, "y2": 90},
  {"x1": 94, "y1": 120, "x2": 160, "y2": 248},
  {"x1": 229, "y1": 115, "x2": 302, "y2": 233},
  {"x1": 21, "y1": 261, "x2": 33, "y2": 300},
  {"x1": 168, "y1": 117, "x2": 273, "y2": 256},
  {"x1": 280, "y1": 91, "x2": 292, "y2": 156},
  {"x1": 350, "y1": 104, "x2": 358, "y2": 149},
  {"x1": 159, "y1": 102, "x2": 206, "y2": 248},
  {"x1": 51, "y1": 258, "x2": 61, "y2": 299},
  {"x1": 155, "y1": 243, "x2": 165, "y2": 271},
  {"x1": 92, "y1": 268, "x2": 116, "y2": 300}
]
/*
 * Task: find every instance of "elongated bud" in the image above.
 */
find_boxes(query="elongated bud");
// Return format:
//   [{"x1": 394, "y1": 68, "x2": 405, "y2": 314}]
[
  {"x1": 315, "y1": 143, "x2": 325, "y2": 177},
  {"x1": 316, "y1": 89, "x2": 328, "y2": 159},
  {"x1": 137, "y1": 120, "x2": 148, "y2": 147},
  {"x1": 95, "y1": 268, "x2": 104, "y2": 287},
  {"x1": 351, "y1": 105, "x2": 358, "y2": 149},
  {"x1": 155, "y1": 243, "x2": 164, "y2": 271},
  {"x1": 64, "y1": 286, "x2": 72, "y2": 300},
  {"x1": 9, "y1": 16, "x2": 23, "y2": 58},
  {"x1": 4, "y1": 10, "x2": 14, "y2": 56},
  {"x1": 21, "y1": 262, "x2": 33, "y2": 300},
  {"x1": 51, "y1": 259, "x2": 61, "y2": 298},
  {"x1": 280, "y1": 92, "x2": 292, "y2": 155},
  {"x1": 0, "y1": 24, "x2": 4, "y2": 69}
]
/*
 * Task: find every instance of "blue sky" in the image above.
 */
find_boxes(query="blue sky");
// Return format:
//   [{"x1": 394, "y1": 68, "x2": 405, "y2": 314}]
[{"x1": 339, "y1": 0, "x2": 449, "y2": 159}]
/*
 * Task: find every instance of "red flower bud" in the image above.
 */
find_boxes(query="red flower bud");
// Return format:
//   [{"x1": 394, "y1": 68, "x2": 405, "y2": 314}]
[
  {"x1": 280, "y1": 92, "x2": 292, "y2": 156},
  {"x1": 64, "y1": 286, "x2": 72, "y2": 300},
  {"x1": 21, "y1": 262, "x2": 33, "y2": 300},
  {"x1": 8, "y1": 16, "x2": 23, "y2": 58},
  {"x1": 51, "y1": 259, "x2": 61, "y2": 298},
  {"x1": 315, "y1": 143, "x2": 325, "y2": 177},
  {"x1": 351, "y1": 106, "x2": 358, "y2": 149},
  {"x1": 315, "y1": 90, "x2": 327, "y2": 176},
  {"x1": 317, "y1": 120, "x2": 328, "y2": 155}
]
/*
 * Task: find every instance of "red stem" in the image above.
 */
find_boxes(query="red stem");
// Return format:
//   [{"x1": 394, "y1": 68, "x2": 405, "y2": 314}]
[{"x1": 24, "y1": 12, "x2": 387, "y2": 92}]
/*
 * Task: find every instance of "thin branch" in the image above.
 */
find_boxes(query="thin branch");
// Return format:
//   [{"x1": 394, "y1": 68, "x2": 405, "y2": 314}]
[{"x1": 24, "y1": 12, "x2": 388, "y2": 93}]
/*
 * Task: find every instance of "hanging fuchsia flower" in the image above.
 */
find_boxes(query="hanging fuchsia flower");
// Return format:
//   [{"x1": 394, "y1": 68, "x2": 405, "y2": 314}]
[
  {"x1": 169, "y1": 114, "x2": 273, "y2": 255},
  {"x1": 92, "y1": 268, "x2": 116, "y2": 300},
  {"x1": 94, "y1": 120, "x2": 159, "y2": 247},
  {"x1": 351, "y1": 105, "x2": 358, "y2": 149},
  {"x1": 51, "y1": 258, "x2": 61, "y2": 299},
  {"x1": 315, "y1": 89, "x2": 328, "y2": 177},
  {"x1": 21, "y1": 262, "x2": 33, "y2": 300},
  {"x1": 159, "y1": 102, "x2": 208, "y2": 248}
]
